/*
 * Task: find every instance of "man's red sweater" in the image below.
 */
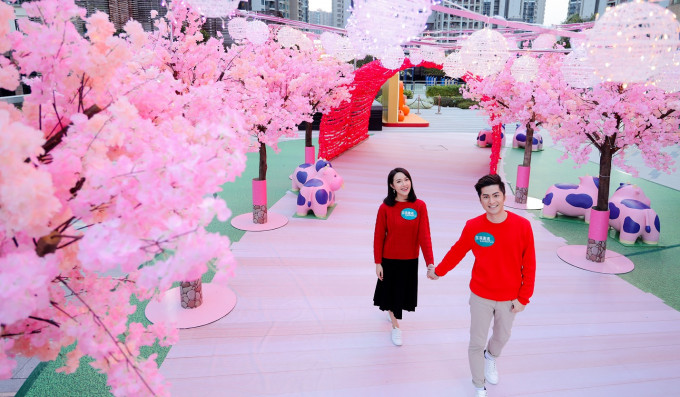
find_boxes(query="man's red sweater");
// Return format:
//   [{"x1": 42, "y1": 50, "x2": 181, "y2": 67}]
[
  {"x1": 373, "y1": 199, "x2": 434, "y2": 266},
  {"x1": 435, "y1": 211, "x2": 536, "y2": 305}
]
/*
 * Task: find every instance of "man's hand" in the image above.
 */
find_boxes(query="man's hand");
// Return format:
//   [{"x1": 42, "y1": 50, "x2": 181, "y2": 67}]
[
  {"x1": 427, "y1": 264, "x2": 439, "y2": 280},
  {"x1": 511, "y1": 299, "x2": 525, "y2": 313},
  {"x1": 376, "y1": 264, "x2": 383, "y2": 281}
]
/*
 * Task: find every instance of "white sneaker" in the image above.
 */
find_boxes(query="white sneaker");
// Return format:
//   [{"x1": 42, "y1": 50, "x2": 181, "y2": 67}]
[
  {"x1": 475, "y1": 387, "x2": 488, "y2": 397},
  {"x1": 484, "y1": 351, "x2": 498, "y2": 385},
  {"x1": 391, "y1": 327, "x2": 402, "y2": 346}
]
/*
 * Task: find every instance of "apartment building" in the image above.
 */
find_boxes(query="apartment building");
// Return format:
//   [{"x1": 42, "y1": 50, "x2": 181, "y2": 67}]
[{"x1": 331, "y1": 0, "x2": 352, "y2": 28}]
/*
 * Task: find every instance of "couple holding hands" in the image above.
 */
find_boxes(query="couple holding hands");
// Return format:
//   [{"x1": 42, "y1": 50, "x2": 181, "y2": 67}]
[{"x1": 373, "y1": 168, "x2": 536, "y2": 397}]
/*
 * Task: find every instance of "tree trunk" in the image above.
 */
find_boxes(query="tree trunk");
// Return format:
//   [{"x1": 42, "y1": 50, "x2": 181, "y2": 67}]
[
  {"x1": 253, "y1": 143, "x2": 268, "y2": 224},
  {"x1": 522, "y1": 123, "x2": 534, "y2": 167},
  {"x1": 596, "y1": 135, "x2": 614, "y2": 211},
  {"x1": 585, "y1": 134, "x2": 615, "y2": 262},
  {"x1": 180, "y1": 279, "x2": 203, "y2": 309},
  {"x1": 258, "y1": 142, "x2": 267, "y2": 182},
  {"x1": 305, "y1": 122, "x2": 313, "y2": 148},
  {"x1": 514, "y1": 123, "x2": 534, "y2": 204}
]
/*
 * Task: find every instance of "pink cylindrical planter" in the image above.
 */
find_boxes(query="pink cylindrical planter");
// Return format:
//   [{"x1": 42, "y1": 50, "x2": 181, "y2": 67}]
[
  {"x1": 180, "y1": 279, "x2": 203, "y2": 309},
  {"x1": 514, "y1": 165, "x2": 531, "y2": 204},
  {"x1": 586, "y1": 208, "x2": 610, "y2": 263},
  {"x1": 305, "y1": 146, "x2": 315, "y2": 165},
  {"x1": 252, "y1": 179, "x2": 267, "y2": 224}
]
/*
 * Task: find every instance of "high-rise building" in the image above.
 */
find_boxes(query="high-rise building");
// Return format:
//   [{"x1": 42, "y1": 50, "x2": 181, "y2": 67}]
[
  {"x1": 248, "y1": 0, "x2": 308, "y2": 21},
  {"x1": 309, "y1": 9, "x2": 333, "y2": 27},
  {"x1": 566, "y1": 0, "x2": 611, "y2": 20},
  {"x1": 432, "y1": 0, "x2": 485, "y2": 33},
  {"x1": 108, "y1": 0, "x2": 134, "y2": 30},
  {"x1": 500, "y1": 0, "x2": 545, "y2": 24},
  {"x1": 331, "y1": 0, "x2": 352, "y2": 28}
]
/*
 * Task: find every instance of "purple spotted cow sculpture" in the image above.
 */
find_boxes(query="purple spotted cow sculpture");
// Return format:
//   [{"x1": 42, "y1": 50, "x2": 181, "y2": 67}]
[
  {"x1": 608, "y1": 183, "x2": 660, "y2": 245},
  {"x1": 512, "y1": 125, "x2": 543, "y2": 151},
  {"x1": 296, "y1": 165, "x2": 344, "y2": 218},
  {"x1": 541, "y1": 176, "x2": 599, "y2": 221},
  {"x1": 476, "y1": 125, "x2": 506, "y2": 148},
  {"x1": 291, "y1": 159, "x2": 331, "y2": 192}
]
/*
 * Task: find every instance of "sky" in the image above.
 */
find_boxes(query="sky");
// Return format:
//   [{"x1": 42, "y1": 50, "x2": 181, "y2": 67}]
[
  {"x1": 309, "y1": 0, "x2": 332, "y2": 12},
  {"x1": 542, "y1": 0, "x2": 569, "y2": 26}
]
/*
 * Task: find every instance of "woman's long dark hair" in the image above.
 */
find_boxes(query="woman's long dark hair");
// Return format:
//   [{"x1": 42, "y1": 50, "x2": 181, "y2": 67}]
[{"x1": 383, "y1": 167, "x2": 417, "y2": 206}]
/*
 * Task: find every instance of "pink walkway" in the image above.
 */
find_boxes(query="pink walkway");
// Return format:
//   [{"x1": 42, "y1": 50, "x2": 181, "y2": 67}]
[{"x1": 160, "y1": 128, "x2": 680, "y2": 396}]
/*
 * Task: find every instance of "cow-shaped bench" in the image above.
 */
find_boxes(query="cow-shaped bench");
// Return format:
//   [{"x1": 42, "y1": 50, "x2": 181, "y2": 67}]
[
  {"x1": 291, "y1": 159, "x2": 331, "y2": 192},
  {"x1": 296, "y1": 165, "x2": 344, "y2": 218},
  {"x1": 513, "y1": 125, "x2": 543, "y2": 151},
  {"x1": 609, "y1": 183, "x2": 660, "y2": 245},
  {"x1": 541, "y1": 176, "x2": 599, "y2": 221},
  {"x1": 477, "y1": 125, "x2": 506, "y2": 148}
]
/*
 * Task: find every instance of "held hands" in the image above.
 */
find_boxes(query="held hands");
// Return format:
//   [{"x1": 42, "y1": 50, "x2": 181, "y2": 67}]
[
  {"x1": 511, "y1": 299, "x2": 526, "y2": 313},
  {"x1": 376, "y1": 264, "x2": 383, "y2": 281},
  {"x1": 427, "y1": 264, "x2": 439, "y2": 280}
]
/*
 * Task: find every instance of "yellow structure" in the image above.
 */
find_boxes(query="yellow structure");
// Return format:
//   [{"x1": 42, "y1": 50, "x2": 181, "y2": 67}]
[{"x1": 381, "y1": 74, "x2": 400, "y2": 123}]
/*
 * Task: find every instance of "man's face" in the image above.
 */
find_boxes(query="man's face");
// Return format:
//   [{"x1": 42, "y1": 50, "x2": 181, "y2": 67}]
[{"x1": 479, "y1": 185, "x2": 505, "y2": 217}]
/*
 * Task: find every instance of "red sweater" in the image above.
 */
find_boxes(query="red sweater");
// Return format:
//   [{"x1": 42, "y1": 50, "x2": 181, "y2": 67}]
[
  {"x1": 435, "y1": 211, "x2": 536, "y2": 305},
  {"x1": 373, "y1": 199, "x2": 434, "y2": 266}
]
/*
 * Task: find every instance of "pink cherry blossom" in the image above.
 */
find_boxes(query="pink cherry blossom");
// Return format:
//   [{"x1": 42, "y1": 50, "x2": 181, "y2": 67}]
[{"x1": 0, "y1": 1, "x2": 248, "y2": 395}]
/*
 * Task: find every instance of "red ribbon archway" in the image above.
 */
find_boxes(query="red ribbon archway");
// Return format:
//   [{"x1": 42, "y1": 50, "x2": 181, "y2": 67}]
[{"x1": 319, "y1": 59, "x2": 502, "y2": 175}]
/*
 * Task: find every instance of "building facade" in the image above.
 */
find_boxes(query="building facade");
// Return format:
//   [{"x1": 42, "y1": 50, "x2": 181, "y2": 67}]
[
  {"x1": 331, "y1": 0, "x2": 352, "y2": 28},
  {"x1": 308, "y1": 9, "x2": 333, "y2": 27},
  {"x1": 430, "y1": 0, "x2": 546, "y2": 37}
]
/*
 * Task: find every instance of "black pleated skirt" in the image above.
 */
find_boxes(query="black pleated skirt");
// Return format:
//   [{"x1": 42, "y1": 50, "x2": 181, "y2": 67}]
[{"x1": 373, "y1": 257, "x2": 419, "y2": 320}]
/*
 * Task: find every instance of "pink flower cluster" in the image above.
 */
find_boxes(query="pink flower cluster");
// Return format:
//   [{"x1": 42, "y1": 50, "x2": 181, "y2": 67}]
[
  {"x1": 0, "y1": 1, "x2": 249, "y2": 395},
  {"x1": 464, "y1": 50, "x2": 679, "y2": 204},
  {"x1": 222, "y1": 38, "x2": 353, "y2": 151},
  {"x1": 0, "y1": 1, "x2": 357, "y2": 395}
]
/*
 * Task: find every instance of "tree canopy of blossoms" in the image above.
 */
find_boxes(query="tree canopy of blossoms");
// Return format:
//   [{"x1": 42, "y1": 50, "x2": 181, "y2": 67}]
[
  {"x1": 464, "y1": 53, "x2": 564, "y2": 170},
  {"x1": 222, "y1": 36, "x2": 353, "y2": 181},
  {"x1": 545, "y1": 81, "x2": 680, "y2": 211},
  {"x1": 301, "y1": 56, "x2": 353, "y2": 150},
  {"x1": 0, "y1": 1, "x2": 248, "y2": 395}
]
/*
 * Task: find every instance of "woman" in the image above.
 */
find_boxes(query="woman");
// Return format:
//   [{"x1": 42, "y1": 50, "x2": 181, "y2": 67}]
[{"x1": 373, "y1": 167, "x2": 434, "y2": 346}]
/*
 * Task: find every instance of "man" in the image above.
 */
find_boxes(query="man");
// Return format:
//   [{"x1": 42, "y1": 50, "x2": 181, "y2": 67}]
[{"x1": 427, "y1": 174, "x2": 536, "y2": 397}]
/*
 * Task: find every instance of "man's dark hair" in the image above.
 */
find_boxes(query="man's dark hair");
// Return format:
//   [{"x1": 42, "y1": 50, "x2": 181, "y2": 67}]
[
  {"x1": 474, "y1": 174, "x2": 505, "y2": 198},
  {"x1": 384, "y1": 167, "x2": 418, "y2": 206}
]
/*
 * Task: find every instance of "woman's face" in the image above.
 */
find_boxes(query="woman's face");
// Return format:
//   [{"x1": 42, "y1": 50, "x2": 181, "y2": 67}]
[{"x1": 390, "y1": 172, "x2": 411, "y2": 201}]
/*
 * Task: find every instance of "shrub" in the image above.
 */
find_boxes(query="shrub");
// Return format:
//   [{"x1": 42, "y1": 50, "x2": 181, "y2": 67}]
[
  {"x1": 426, "y1": 85, "x2": 461, "y2": 98},
  {"x1": 454, "y1": 98, "x2": 477, "y2": 109},
  {"x1": 403, "y1": 89, "x2": 413, "y2": 99},
  {"x1": 423, "y1": 67, "x2": 445, "y2": 77},
  {"x1": 437, "y1": 96, "x2": 457, "y2": 107}
]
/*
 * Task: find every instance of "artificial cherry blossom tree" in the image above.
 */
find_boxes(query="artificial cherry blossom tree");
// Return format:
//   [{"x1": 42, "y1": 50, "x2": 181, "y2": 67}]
[
  {"x1": 545, "y1": 81, "x2": 680, "y2": 261},
  {"x1": 0, "y1": 1, "x2": 247, "y2": 395},
  {"x1": 300, "y1": 56, "x2": 353, "y2": 164},
  {"x1": 464, "y1": 53, "x2": 564, "y2": 204},
  {"x1": 223, "y1": 37, "x2": 351, "y2": 223}
]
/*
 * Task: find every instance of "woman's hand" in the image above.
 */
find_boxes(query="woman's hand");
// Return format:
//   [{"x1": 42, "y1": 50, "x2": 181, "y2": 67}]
[
  {"x1": 427, "y1": 264, "x2": 439, "y2": 280},
  {"x1": 376, "y1": 264, "x2": 383, "y2": 281}
]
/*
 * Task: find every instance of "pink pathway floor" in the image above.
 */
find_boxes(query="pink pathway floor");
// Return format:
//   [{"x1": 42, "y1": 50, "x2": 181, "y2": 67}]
[{"x1": 160, "y1": 130, "x2": 680, "y2": 396}]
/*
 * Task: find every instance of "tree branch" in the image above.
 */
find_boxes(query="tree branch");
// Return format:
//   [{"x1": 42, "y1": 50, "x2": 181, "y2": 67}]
[
  {"x1": 41, "y1": 104, "x2": 102, "y2": 158},
  {"x1": 57, "y1": 277, "x2": 158, "y2": 397}
]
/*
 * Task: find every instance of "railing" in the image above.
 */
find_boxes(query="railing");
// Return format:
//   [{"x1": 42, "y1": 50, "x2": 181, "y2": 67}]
[{"x1": 0, "y1": 94, "x2": 25, "y2": 105}]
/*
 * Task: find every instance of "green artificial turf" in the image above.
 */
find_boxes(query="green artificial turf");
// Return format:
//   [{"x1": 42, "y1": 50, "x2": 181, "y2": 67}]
[
  {"x1": 502, "y1": 146, "x2": 680, "y2": 311},
  {"x1": 17, "y1": 139, "x2": 311, "y2": 397}
]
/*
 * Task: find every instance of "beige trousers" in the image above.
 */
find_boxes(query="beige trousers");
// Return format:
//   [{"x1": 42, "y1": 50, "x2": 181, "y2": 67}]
[{"x1": 469, "y1": 292, "x2": 516, "y2": 388}]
